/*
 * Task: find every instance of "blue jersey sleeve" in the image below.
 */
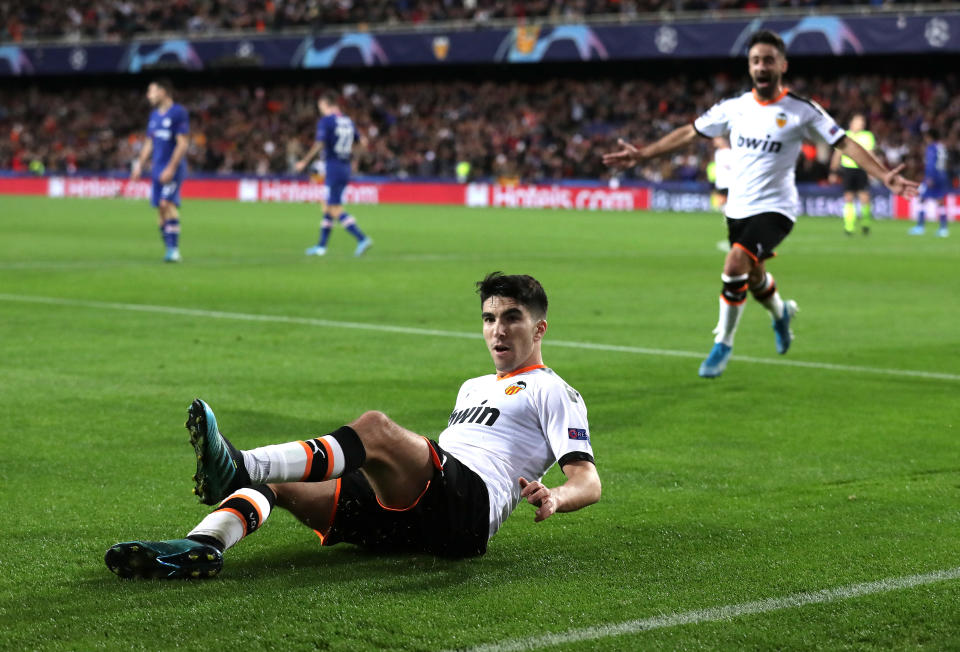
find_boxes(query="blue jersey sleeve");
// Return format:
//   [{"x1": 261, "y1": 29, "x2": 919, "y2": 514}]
[{"x1": 173, "y1": 104, "x2": 190, "y2": 136}]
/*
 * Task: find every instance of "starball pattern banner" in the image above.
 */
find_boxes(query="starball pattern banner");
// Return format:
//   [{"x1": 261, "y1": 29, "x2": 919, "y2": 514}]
[{"x1": 1, "y1": 13, "x2": 957, "y2": 76}]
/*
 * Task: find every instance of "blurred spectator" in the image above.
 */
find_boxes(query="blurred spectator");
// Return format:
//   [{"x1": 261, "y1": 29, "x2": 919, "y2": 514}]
[
  {"x1": 1, "y1": 73, "x2": 957, "y2": 186},
  {"x1": 3, "y1": 0, "x2": 956, "y2": 42}
]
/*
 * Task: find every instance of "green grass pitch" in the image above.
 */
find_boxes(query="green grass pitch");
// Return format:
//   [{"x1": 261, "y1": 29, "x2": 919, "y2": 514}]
[{"x1": 1, "y1": 195, "x2": 958, "y2": 650}]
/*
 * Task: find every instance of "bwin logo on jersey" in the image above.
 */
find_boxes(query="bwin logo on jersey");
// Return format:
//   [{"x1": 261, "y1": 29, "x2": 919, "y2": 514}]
[
  {"x1": 737, "y1": 134, "x2": 782, "y2": 153},
  {"x1": 504, "y1": 380, "x2": 527, "y2": 395},
  {"x1": 449, "y1": 400, "x2": 501, "y2": 427}
]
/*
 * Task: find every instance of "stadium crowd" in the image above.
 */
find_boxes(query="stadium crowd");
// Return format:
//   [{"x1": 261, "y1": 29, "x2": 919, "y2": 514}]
[
  {"x1": 1, "y1": 0, "x2": 946, "y2": 41},
  {"x1": 2, "y1": 73, "x2": 957, "y2": 186}
]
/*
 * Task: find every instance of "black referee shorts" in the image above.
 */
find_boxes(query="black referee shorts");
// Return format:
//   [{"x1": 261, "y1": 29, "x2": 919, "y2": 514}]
[
  {"x1": 840, "y1": 167, "x2": 869, "y2": 193},
  {"x1": 317, "y1": 439, "x2": 491, "y2": 558}
]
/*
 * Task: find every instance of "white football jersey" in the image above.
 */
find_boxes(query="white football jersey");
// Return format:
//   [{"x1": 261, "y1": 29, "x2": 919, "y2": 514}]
[
  {"x1": 438, "y1": 365, "x2": 593, "y2": 538},
  {"x1": 694, "y1": 89, "x2": 844, "y2": 221}
]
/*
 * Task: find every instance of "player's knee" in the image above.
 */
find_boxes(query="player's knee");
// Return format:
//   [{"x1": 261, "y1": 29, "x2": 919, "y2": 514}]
[
  {"x1": 350, "y1": 410, "x2": 394, "y2": 447},
  {"x1": 720, "y1": 273, "x2": 749, "y2": 305},
  {"x1": 723, "y1": 248, "x2": 752, "y2": 276}
]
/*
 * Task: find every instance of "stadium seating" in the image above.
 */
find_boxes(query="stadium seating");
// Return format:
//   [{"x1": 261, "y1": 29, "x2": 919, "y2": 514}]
[
  {"x1": 1, "y1": 74, "x2": 955, "y2": 184},
  {"x1": 2, "y1": 0, "x2": 952, "y2": 41}
]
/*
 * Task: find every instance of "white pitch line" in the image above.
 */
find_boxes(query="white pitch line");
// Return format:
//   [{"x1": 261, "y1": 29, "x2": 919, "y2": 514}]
[
  {"x1": 455, "y1": 566, "x2": 960, "y2": 652},
  {"x1": 1, "y1": 293, "x2": 958, "y2": 382}
]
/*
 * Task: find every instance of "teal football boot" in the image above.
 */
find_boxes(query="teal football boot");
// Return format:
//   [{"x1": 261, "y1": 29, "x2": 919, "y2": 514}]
[
  {"x1": 105, "y1": 539, "x2": 222, "y2": 579},
  {"x1": 186, "y1": 399, "x2": 249, "y2": 505}
]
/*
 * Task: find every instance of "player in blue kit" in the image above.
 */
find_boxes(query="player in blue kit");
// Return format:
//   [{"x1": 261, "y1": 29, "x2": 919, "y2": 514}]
[
  {"x1": 909, "y1": 129, "x2": 950, "y2": 238},
  {"x1": 131, "y1": 79, "x2": 190, "y2": 263},
  {"x1": 295, "y1": 92, "x2": 372, "y2": 257}
]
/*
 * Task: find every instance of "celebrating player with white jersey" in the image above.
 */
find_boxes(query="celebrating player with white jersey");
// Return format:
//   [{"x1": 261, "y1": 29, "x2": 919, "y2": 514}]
[
  {"x1": 106, "y1": 273, "x2": 601, "y2": 579},
  {"x1": 604, "y1": 29, "x2": 919, "y2": 378},
  {"x1": 440, "y1": 364, "x2": 592, "y2": 536},
  {"x1": 695, "y1": 90, "x2": 845, "y2": 221}
]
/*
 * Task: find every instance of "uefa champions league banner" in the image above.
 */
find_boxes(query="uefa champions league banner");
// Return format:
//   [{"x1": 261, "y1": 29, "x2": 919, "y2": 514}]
[{"x1": 1, "y1": 12, "x2": 957, "y2": 76}]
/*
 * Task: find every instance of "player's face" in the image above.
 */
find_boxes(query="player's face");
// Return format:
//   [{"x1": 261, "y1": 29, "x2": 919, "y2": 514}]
[
  {"x1": 482, "y1": 296, "x2": 546, "y2": 374},
  {"x1": 747, "y1": 43, "x2": 787, "y2": 99},
  {"x1": 146, "y1": 83, "x2": 165, "y2": 107}
]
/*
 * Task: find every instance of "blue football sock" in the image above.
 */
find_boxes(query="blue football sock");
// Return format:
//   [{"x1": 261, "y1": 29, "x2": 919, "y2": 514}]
[
  {"x1": 163, "y1": 218, "x2": 180, "y2": 249},
  {"x1": 339, "y1": 213, "x2": 365, "y2": 241},
  {"x1": 319, "y1": 214, "x2": 333, "y2": 247}
]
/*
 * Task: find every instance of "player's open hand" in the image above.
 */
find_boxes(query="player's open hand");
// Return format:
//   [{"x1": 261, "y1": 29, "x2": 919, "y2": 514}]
[
  {"x1": 602, "y1": 138, "x2": 643, "y2": 169},
  {"x1": 519, "y1": 477, "x2": 557, "y2": 522},
  {"x1": 294, "y1": 160, "x2": 308, "y2": 174},
  {"x1": 883, "y1": 164, "x2": 920, "y2": 198},
  {"x1": 159, "y1": 167, "x2": 174, "y2": 184}
]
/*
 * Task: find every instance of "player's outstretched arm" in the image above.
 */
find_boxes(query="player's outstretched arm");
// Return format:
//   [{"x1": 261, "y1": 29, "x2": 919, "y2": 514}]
[
  {"x1": 518, "y1": 460, "x2": 601, "y2": 523},
  {"x1": 603, "y1": 124, "x2": 698, "y2": 170},
  {"x1": 835, "y1": 137, "x2": 919, "y2": 197}
]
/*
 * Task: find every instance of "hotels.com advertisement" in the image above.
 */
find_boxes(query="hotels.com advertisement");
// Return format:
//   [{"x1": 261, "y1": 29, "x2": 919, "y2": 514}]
[{"x1": 1, "y1": 174, "x2": 954, "y2": 219}]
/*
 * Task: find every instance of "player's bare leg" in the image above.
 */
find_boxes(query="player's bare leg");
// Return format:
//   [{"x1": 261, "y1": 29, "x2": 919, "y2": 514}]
[
  {"x1": 270, "y1": 414, "x2": 434, "y2": 529},
  {"x1": 346, "y1": 410, "x2": 434, "y2": 507},
  {"x1": 270, "y1": 480, "x2": 339, "y2": 532}
]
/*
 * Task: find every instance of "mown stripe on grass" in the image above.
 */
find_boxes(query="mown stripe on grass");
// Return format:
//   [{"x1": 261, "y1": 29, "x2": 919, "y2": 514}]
[
  {"x1": 455, "y1": 566, "x2": 960, "y2": 652},
  {"x1": 2, "y1": 293, "x2": 958, "y2": 382}
]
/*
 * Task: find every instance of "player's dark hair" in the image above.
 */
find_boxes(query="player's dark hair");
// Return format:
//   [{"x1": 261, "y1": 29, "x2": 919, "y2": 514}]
[
  {"x1": 747, "y1": 30, "x2": 786, "y2": 56},
  {"x1": 151, "y1": 77, "x2": 174, "y2": 96},
  {"x1": 927, "y1": 127, "x2": 940, "y2": 140},
  {"x1": 320, "y1": 91, "x2": 339, "y2": 106},
  {"x1": 476, "y1": 272, "x2": 548, "y2": 319}
]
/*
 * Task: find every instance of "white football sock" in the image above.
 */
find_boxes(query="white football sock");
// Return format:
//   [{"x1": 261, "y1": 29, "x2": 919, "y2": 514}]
[
  {"x1": 189, "y1": 487, "x2": 273, "y2": 551},
  {"x1": 714, "y1": 296, "x2": 745, "y2": 346}
]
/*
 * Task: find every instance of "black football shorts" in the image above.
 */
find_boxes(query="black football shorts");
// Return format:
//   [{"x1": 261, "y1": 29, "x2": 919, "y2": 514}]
[
  {"x1": 726, "y1": 212, "x2": 794, "y2": 261},
  {"x1": 318, "y1": 439, "x2": 490, "y2": 558}
]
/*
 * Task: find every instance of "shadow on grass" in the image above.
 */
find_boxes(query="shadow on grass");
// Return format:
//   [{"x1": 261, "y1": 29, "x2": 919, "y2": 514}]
[{"x1": 67, "y1": 540, "x2": 518, "y2": 608}]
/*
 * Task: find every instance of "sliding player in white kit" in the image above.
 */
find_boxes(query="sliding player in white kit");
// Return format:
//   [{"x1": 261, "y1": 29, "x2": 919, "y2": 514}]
[
  {"x1": 603, "y1": 30, "x2": 918, "y2": 378},
  {"x1": 105, "y1": 272, "x2": 601, "y2": 578}
]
